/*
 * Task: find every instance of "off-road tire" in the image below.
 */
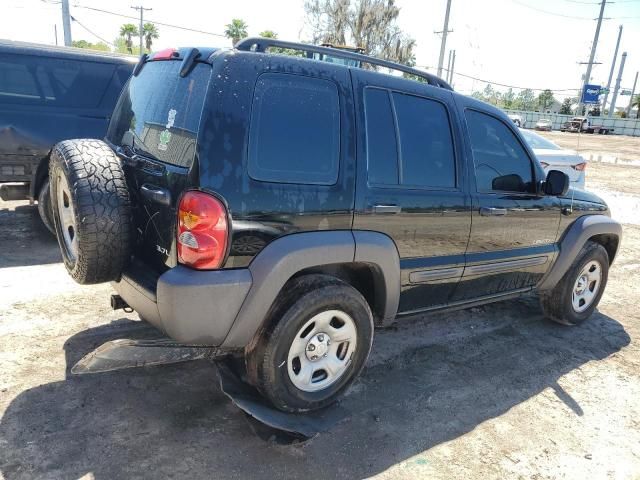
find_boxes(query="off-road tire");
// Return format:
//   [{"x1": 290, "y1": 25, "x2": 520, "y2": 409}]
[
  {"x1": 37, "y1": 178, "x2": 55, "y2": 235},
  {"x1": 50, "y1": 139, "x2": 132, "y2": 284},
  {"x1": 540, "y1": 241, "x2": 609, "y2": 325},
  {"x1": 246, "y1": 274, "x2": 374, "y2": 412}
]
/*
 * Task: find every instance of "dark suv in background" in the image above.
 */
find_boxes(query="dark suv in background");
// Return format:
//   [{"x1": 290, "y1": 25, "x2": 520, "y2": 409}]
[
  {"x1": 48, "y1": 39, "x2": 621, "y2": 413},
  {"x1": 0, "y1": 40, "x2": 134, "y2": 231}
]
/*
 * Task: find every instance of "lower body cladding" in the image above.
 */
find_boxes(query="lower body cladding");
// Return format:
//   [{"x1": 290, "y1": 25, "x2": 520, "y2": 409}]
[{"x1": 113, "y1": 266, "x2": 252, "y2": 346}]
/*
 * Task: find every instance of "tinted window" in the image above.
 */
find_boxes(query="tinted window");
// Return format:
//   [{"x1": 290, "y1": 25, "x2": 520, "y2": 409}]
[
  {"x1": 519, "y1": 128, "x2": 560, "y2": 150},
  {"x1": 0, "y1": 56, "x2": 40, "y2": 101},
  {"x1": 0, "y1": 53, "x2": 117, "y2": 107},
  {"x1": 393, "y1": 92, "x2": 456, "y2": 188},
  {"x1": 107, "y1": 61, "x2": 211, "y2": 168},
  {"x1": 248, "y1": 73, "x2": 340, "y2": 185},
  {"x1": 466, "y1": 110, "x2": 534, "y2": 193},
  {"x1": 364, "y1": 88, "x2": 398, "y2": 185}
]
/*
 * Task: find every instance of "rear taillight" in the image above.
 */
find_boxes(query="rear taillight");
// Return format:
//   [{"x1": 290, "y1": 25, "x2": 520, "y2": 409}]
[
  {"x1": 539, "y1": 161, "x2": 550, "y2": 168},
  {"x1": 573, "y1": 162, "x2": 587, "y2": 171},
  {"x1": 177, "y1": 191, "x2": 228, "y2": 269}
]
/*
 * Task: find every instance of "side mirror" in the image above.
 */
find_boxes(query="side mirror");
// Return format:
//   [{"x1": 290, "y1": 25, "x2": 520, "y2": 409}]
[
  {"x1": 544, "y1": 170, "x2": 570, "y2": 196},
  {"x1": 492, "y1": 174, "x2": 525, "y2": 192}
]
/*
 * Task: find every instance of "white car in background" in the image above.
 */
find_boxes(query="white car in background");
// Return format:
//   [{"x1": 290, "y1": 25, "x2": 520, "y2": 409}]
[
  {"x1": 508, "y1": 114, "x2": 524, "y2": 127},
  {"x1": 519, "y1": 128, "x2": 587, "y2": 189}
]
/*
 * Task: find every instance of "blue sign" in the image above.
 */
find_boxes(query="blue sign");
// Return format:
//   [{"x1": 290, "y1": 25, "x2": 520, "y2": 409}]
[{"x1": 582, "y1": 84, "x2": 601, "y2": 104}]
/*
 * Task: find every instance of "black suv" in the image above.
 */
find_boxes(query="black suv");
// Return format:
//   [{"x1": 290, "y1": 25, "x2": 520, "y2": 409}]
[
  {"x1": 48, "y1": 39, "x2": 622, "y2": 413},
  {"x1": 0, "y1": 40, "x2": 134, "y2": 231}
]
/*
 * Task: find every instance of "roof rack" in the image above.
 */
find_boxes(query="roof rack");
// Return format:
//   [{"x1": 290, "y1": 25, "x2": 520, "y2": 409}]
[{"x1": 235, "y1": 37, "x2": 453, "y2": 91}]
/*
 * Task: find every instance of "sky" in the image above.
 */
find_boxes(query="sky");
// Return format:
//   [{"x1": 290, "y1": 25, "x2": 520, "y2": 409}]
[{"x1": 3, "y1": 0, "x2": 640, "y2": 104}]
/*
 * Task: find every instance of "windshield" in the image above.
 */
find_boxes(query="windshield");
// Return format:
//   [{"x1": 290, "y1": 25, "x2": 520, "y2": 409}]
[
  {"x1": 106, "y1": 60, "x2": 211, "y2": 168},
  {"x1": 519, "y1": 128, "x2": 560, "y2": 150}
]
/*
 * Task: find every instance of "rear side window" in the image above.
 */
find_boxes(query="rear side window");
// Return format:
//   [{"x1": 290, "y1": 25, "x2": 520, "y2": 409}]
[
  {"x1": 107, "y1": 61, "x2": 211, "y2": 168},
  {"x1": 248, "y1": 73, "x2": 340, "y2": 185},
  {"x1": 465, "y1": 110, "x2": 534, "y2": 193},
  {"x1": 364, "y1": 88, "x2": 456, "y2": 189},
  {"x1": 0, "y1": 53, "x2": 116, "y2": 107}
]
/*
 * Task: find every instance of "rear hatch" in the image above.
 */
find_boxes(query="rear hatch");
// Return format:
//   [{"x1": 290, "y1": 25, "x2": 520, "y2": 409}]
[{"x1": 106, "y1": 49, "x2": 212, "y2": 273}]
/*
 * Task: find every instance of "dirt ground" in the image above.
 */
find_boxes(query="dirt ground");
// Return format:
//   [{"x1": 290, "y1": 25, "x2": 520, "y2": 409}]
[{"x1": 1, "y1": 134, "x2": 640, "y2": 479}]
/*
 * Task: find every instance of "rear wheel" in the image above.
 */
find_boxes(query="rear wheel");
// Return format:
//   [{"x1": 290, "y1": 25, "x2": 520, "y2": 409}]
[
  {"x1": 50, "y1": 139, "x2": 132, "y2": 284},
  {"x1": 37, "y1": 178, "x2": 55, "y2": 235},
  {"x1": 246, "y1": 275, "x2": 374, "y2": 412},
  {"x1": 540, "y1": 241, "x2": 609, "y2": 325}
]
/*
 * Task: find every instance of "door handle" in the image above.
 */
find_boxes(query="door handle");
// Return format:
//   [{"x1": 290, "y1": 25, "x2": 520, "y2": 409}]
[
  {"x1": 373, "y1": 204, "x2": 401, "y2": 214},
  {"x1": 140, "y1": 184, "x2": 171, "y2": 206},
  {"x1": 479, "y1": 207, "x2": 507, "y2": 217}
]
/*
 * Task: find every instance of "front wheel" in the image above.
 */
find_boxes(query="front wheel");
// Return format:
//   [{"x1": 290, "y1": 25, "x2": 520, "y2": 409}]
[
  {"x1": 540, "y1": 241, "x2": 609, "y2": 325},
  {"x1": 37, "y1": 178, "x2": 55, "y2": 235},
  {"x1": 246, "y1": 275, "x2": 374, "y2": 412}
]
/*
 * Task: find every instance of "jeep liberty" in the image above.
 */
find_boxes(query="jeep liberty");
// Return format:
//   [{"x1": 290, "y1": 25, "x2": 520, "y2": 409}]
[{"x1": 49, "y1": 38, "x2": 621, "y2": 412}]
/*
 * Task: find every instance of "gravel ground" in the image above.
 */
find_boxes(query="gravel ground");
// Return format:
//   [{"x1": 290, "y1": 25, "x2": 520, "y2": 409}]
[{"x1": 1, "y1": 136, "x2": 639, "y2": 479}]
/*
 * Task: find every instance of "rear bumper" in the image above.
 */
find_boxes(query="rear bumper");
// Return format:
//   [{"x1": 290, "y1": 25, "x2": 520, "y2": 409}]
[{"x1": 112, "y1": 264, "x2": 252, "y2": 346}]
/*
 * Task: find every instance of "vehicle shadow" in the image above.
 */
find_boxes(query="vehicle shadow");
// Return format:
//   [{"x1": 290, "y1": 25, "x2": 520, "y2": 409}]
[
  {"x1": 0, "y1": 203, "x2": 60, "y2": 268},
  {"x1": 0, "y1": 300, "x2": 630, "y2": 479}
]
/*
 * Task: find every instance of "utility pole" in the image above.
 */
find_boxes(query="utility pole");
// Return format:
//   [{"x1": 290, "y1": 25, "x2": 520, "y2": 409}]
[
  {"x1": 436, "y1": 0, "x2": 453, "y2": 79},
  {"x1": 577, "y1": 0, "x2": 607, "y2": 115},
  {"x1": 54, "y1": 25, "x2": 58, "y2": 46},
  {"x1": 446, "y1": 50, "x2": 453, "y2": 83},
  {"x1": 449, "y1": 50, "x2": 456, "y2": 86},
  {"x1": 131, "y1": 5, "x2": 152, "y2": 54},
  {"x1": 602, "y1": 24, "x2": 622, "y2": 114},
  {"x1": 626, "y1": 71, "x2": 638, "y2": 117},
  {"x1": 608, "y1": 51, "x2": 627, "y2": 118},
  {"x1": 61, "y1": 0, "x2": 72, "y2": 46}
]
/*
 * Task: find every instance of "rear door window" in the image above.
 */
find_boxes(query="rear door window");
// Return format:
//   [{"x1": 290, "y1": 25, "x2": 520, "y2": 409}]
[
  {"x1": 364, "y1": 87, "x2": 456, "y2": 189},
  {"x1": 0, "y1": 53, "x2": 117, "y2": 107},
  {"x1": 248, "y1": 73, "x2": 340, "y2": 185},
  {"x1": 106, "y1": 60, "x2": 211, "y2": 168}
]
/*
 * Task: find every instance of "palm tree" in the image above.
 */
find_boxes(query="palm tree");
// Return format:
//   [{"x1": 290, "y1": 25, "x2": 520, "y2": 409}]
[
  {"x1": 142, "y1": 23, "x2": 159, "y2": 52},
  {"x1": 120, "y1": 23, "x2": 139, "y2": 54},
  {"x1": 224, "y1": 19, "x2": 248, "y2": 46},
  {"x1": 632, "y1": 94, "x2": 640, "y2": 119},
  {"x1": 258, "y1": 30, "x2": 277, "y2": 39}
]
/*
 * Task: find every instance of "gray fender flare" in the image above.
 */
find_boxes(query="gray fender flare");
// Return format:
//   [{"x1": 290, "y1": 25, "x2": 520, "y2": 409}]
[
  {"x1": 221, "y1": 230, "x2": 401, "y2": 348},
  {"x1": 537, "y1": 214, "x2": 622, "y2": 291}
]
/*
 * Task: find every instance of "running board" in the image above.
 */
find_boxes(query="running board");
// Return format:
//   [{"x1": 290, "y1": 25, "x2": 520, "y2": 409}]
[{"x1": 71, "y1": 338, "x2": 229, "y2": 375}]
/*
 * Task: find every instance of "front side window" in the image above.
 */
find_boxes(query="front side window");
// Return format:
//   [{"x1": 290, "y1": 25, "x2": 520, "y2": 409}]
[
  {"x1": 466, "y1": 110, "x2": 534, "y2": 193},
  {"x1": 248, "y1": 73, "x2": 340, "y2": 185}
]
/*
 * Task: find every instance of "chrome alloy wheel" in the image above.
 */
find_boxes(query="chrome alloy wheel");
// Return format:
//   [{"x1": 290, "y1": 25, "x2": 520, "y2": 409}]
[
  {"x1": 571, "y1": 260, "x2": 602, "y2": 313},
  {"x1": 287, "y1": 310, "x2": 358, "y2": 392},
  {"x1": 56, "y1": 173, "x2": 78, "y2": 260}
]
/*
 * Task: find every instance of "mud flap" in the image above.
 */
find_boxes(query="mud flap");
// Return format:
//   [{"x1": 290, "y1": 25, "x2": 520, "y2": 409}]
[
  {"x1": 216, "y1": 362, "x2": 350, "y2": 441},
  {"x1": 71, "y1": 338, "x2": 227, "y2": 374}
]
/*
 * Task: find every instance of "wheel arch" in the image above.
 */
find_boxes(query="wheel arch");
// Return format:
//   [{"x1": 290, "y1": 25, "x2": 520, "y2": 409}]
[
  {"x1": 538, "y1": 214, "x2": 621, "y2": 291},
  {"x1": 31, "y1": 150, "x2": 53, "y2": 199},
  {"x1": 221, "y1": 230, "x2": 401, "y2": 348}
]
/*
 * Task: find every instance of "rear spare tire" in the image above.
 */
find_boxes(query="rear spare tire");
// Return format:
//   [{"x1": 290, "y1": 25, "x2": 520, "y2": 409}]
[{"x1": 50, "y1": 139, "x2": 132, "y2": 284}]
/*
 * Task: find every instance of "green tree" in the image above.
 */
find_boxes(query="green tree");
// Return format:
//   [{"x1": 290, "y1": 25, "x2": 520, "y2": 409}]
[
  {"x1": 258, "y1": 30, "x2": 277, "y2": 38},
  {"x1": 119, "y1": 23, "x2": 139, "y2": 54},
  {"x1": 501, "y1": 88, "x2": 515, "y2": 109},
  {"x1": 559, "y1": 97, "x2": 573, "y2": 115},
  {"x1": 304, "y1": 0, "x2": 415, "y2": 66},
  {"x1": 225, "y1": 18, "x2": 248, "y2": 46},
  {"x1": 515, "y1": 89, "x2": 536, "y2": 111},
  {"x1": 142, "y1": 23, "x2": 159, "y2": 52},
  {"x1": 537, "y1": 89, "x2": 555, "y2": 112},
  {"x1": 632, "y1": 94, "x2": 640, "y2": 119},
  {"x1": 72, "y1": 40, "x2": 110, "y2": 52}
]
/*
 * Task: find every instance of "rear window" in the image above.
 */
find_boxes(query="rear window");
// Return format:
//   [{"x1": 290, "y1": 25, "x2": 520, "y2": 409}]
[{"x1": 106, "y1": 60, "x2": 211, "y2": 168}]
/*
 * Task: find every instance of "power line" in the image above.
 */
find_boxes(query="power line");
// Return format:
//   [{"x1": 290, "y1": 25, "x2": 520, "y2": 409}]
[
  {"x1": 416, "y1": 66, "x2": 579, "y2": 93},
  {"x1": 70, "y1": 15, "x2": 115, "y2": 46},
  {"x1": 509, "y1": 0, "x2": 596, "y2": 20},
  {"x1": 72, "y1": 4, "x2": 227, "y2": 38}
]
